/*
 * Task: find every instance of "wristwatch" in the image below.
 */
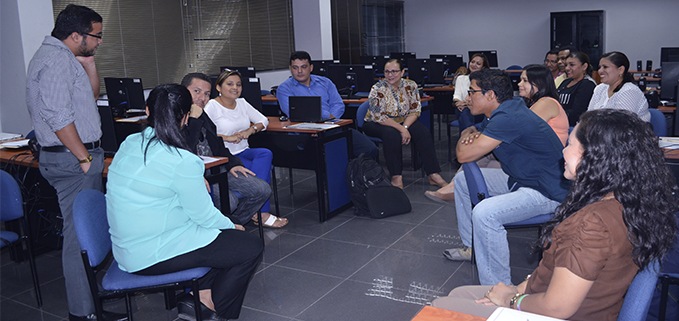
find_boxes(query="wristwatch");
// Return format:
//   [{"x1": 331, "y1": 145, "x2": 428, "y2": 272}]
[{"x1": 79, "y1": 154, "x2": 93, "y2": 163}]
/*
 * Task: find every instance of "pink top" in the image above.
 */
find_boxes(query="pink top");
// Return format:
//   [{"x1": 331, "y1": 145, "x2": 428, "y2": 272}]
[{"x1": 538, "y1": 97, "x2": 569, "y2": 146}]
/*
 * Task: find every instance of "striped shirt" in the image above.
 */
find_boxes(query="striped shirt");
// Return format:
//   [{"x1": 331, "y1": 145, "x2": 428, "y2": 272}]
[
  {"x1": 26, "y1": 36, "x2": 101, "y2": 147},
  {"x1": 587, "y1": 82, "x2": 650, "y2": 122}
]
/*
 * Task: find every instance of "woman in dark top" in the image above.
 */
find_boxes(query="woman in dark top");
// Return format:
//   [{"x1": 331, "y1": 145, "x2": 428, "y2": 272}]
[
  {"x1": 557, "y1": 52, "x2": 596, "y2": 126},
  {"x1": 432, "y1": 109, "x2": 678, "y2": 320}
]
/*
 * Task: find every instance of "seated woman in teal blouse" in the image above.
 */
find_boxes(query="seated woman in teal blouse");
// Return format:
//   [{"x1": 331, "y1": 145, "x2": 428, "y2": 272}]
[{"x1": 106, "y1": 84, "x2": 262, "y2": 321}]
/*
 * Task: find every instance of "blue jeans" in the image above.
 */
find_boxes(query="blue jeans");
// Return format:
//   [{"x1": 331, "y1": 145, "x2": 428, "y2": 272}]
[
  {"x1": 453, "y1": 168, "x2": 561, "y2": 285},
  {"x1": 235, "y1": 148, "x2": 273, "y2": 213}
]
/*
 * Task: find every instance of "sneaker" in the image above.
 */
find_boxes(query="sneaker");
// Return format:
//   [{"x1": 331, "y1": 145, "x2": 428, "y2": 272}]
[{"x1": 443, "y1": 247, "x2": 472, "y2": 261}]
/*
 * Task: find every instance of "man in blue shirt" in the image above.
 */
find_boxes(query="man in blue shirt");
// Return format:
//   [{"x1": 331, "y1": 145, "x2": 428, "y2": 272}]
[
  {"x1": 276, "y1": 51, "x2": 378, "y2": 159},
  {"x1": 446, "y1": 69, "x2": 570, "y2": 286}
]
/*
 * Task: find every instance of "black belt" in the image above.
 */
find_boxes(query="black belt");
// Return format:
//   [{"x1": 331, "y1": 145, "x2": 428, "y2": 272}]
[{"x1": 42, "y1": 141, "x2": 101, "y2": 153}]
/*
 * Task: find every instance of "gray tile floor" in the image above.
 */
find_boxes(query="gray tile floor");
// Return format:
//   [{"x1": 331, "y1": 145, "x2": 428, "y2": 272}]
[{"x1": 0, "y1": 122, "x2": 541, "y2": 320}]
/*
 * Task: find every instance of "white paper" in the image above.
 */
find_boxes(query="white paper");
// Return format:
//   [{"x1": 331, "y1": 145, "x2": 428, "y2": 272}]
[
  {"x1": 284, "y1": 123, "x2": 339, "y2": 130},
  {"x1": 116, "y1": 115, "x2": 148, "y2": 122},
  {"x1": 0, "y1": 139, "x2": 30, "y2": 148},
  {"x1": 199, "y1": 155, "x2": 222, "y2": 164},
  {"x1": 660, "y1": 137, "x2": 679, "y2": 149},
  {"x1": 487, "y1": 307, "x2": 565, "y2": 321}
]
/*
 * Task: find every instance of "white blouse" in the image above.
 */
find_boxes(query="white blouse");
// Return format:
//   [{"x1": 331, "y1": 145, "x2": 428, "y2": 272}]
[
  {"x1": 587, "y1": 82, "x2": 650, "y2": 122},
  {"x1": 204, "y1": 98, "x2": 269, "y2": 155}
]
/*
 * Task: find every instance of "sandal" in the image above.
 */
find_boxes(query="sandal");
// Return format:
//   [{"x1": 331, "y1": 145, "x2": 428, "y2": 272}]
[{"x1": 252, "y1": 214, "x2": 288, "y2": 228}]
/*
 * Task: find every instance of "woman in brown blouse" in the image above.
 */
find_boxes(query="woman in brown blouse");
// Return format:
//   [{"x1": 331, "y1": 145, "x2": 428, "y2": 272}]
[
  {"x1": 432, "y1": 109, "x2": 678, "y2": 320},
  {"x1": 362, "y1": 59, "x2": 447, "y2": 189}
]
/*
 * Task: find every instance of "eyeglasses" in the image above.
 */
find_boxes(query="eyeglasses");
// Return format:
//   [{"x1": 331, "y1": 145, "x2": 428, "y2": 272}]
[
  {"x1": 384, "y1": 69, "x2": 402, "y2": 75},
  {"x1": 468, "y1": 89, "x2": 483, "y2": 96},
  {"x1": 83, "y1": 33, "x2": 102, "y2": 39},
  {"x1": 544, "y1": 59, "x2": 557, "y2": 64}
]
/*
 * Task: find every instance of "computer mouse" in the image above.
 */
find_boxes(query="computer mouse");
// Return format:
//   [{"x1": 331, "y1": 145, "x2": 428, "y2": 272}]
[{"x1": 279, "y1": 115, "x2": 288, "y2": 121}]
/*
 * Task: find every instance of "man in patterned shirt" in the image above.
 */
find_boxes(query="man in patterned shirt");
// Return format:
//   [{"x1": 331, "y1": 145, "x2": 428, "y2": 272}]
[{"x1": 26, "y1": 5, "x2": 125, "y2": 321}]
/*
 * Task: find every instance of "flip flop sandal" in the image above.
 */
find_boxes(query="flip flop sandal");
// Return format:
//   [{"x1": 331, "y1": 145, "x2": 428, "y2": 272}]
[{"x1": 253, "y1": 214, "x2": 288, "y2": 228}]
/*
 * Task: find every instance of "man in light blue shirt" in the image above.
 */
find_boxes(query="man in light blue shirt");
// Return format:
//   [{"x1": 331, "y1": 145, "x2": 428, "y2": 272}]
[{"x1": 277, "y1": 51, "x2": 378, "y2": 159}]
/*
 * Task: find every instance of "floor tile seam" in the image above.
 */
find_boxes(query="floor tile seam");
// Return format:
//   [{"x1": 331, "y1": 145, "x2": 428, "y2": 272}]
[
  {"x1": 314, "y1": 236, "x2": 390, "y2": 249},
  {"x1": 291, "y1": 241, "x2": 397, "y2": 318},
  {"x1": 378, "y1": 246, "x2": 457, "y2": 259},
  {"x1": 261, "y1": 264, "x2": 346, "y2": 280},
  {"x1": 1, "y1": 295, "x2": 63, "y2": 319},
  {"x1": 254, "y1": 217, "x2": 356, "y2": 274},
  {"x1": 439, "y1": 261, "x2": 469, "y2": 293},
  {"x1": 238, "y1": 305, "x2": 294, "y2": 320}
]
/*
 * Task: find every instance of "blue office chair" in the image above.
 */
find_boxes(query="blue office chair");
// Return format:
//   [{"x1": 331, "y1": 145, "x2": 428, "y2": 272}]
[
  {"x1": 357, "y1": 101, "x2": 382, "y2": 162},
  {"x1": 618, "y1": 260, "x2": 660, "y2": 321},
  {"x1": 1, "y1": 170, "x2": 42, "y2": 307},
  {"x1": 649, "y1": 109, "x2": 668, "y2": 136},
  {"x1": 73, "y1": 189, "x2": 210, "y2": 321},
  {"x1": 461, "y1": 162, "x2": 553, "y2": 279}
]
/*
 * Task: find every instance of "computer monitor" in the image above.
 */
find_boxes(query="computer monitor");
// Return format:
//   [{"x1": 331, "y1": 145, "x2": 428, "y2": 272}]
[
  {"x1": 468, "y1": 50, "x2": 498, "y2": 68},
  {"x1": 104, "y1": 77, "x2": 146, "y2": 117},
  {"x1": 97, "y1": 104, "x2": 119, "y2": 154},
  {"x1": 220, "y1": 66, "x2": 256, "y2": 78},
  {"x1": 360, "y1": 55, "x2": 390, "y2": 74},
  {"x1": 661, "y1": 48, "x2": 679, "y2": 63},
  {"x1": 310, "y1": 60, "x2": 340, "y2": 77},
  {"x1": 240, "y1": 76, "x2": 263, "y2": 112},
  {"x1": 406, "y1": 58, "x2": 445, "y2": 86},
  {"x1": 660, "y1": 62, "x2": 679, "y2": 102},
  {"x1": 430, "y1": 54, "x2": 465, "y2": 74},
  {"x1": 390, "y1": 52, "x2": 416, "y2": 68},
  {"x1": 208, "y1": 74, "x2": 263, "y2": 111},
  {"x1": 326, "y1": 64, "x2": 376, "y2": 94}
]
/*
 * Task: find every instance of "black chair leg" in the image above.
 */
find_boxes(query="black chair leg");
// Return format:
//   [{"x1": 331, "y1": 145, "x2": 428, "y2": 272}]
[
  {"x1": 271, "y1": 167, "x2": 280, "y2": 216},
  {"x1": 192, "y1": 279, "x2": 203, "y2": 321},
  {"x1": 256, "y1": 210, "x2": 264, "y2": 244},
  {"x1": 659, "y1": 275, "x2": 670, "y2": 321},
  {"x1": 125, "y1": 293, "x2": 134, "y2": 321},
  {"x1": 22, "y1": 217, "x2": 42, "y2": 307}
]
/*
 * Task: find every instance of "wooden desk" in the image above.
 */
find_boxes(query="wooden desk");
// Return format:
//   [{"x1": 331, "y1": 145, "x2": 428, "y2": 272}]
[
  {"x1": 249, "y1": 117, "x2": 354, "y2": 222},
  {"x1": 261, "y1": 94, "x2": 435, "y2": 105},
  {"x1": 412, "y1": 306, "x2": 486, "y2": 321},
  {"x1": 0, "y1": 148, "x2": 228, "y2": 176},
  {"x1": 423, "y1": 85, "x2": 455, "y2": 92}
]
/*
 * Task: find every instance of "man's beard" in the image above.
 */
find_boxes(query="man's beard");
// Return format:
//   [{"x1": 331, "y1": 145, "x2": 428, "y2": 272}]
[{"x1": 79, "y1": 38, "x2": 97, "y2": 57}]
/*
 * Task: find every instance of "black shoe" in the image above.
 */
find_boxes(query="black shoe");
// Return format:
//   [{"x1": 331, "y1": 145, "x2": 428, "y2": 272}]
[
  {"x1": 176, "y1": 294, "x2": 228, "y2": 321},
  {"x1": 69, "y1": 311, "x2": 129, "y2": 321}
]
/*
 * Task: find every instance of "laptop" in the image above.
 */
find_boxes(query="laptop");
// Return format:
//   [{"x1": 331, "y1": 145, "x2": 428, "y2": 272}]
[{"x1": 288, "y1": 96, "x2": 334, "y2": 123}]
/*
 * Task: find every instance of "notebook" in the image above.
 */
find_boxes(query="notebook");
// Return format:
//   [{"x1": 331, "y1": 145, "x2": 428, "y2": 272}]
[{"x1": 288, "y1": 96, "x2": 334, "y2": 123}]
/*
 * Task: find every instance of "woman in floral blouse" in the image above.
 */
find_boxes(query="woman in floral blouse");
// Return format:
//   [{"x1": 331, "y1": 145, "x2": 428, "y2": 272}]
[{"x1": 362, "y1": 59, "x2": 447, "y2": 189}]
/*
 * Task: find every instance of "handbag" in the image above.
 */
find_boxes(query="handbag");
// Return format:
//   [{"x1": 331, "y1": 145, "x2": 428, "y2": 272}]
[{"x1": 365, "y1": 186, "x2": 412, "y2": 219}]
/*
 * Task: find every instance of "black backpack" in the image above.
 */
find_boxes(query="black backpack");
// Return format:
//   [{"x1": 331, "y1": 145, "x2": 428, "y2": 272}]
[{"x1": 347, "y1": 153, "x2": 411, "y2": 218}]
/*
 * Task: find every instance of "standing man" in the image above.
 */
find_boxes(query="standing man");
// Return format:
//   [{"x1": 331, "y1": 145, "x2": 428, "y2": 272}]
[
  {"x1": 445, "y1": 69, "x2": 570, "y2": 286},
  {"x1": 26, "y1": 5, "x2": 125, "y2": 321},
  {"x1": 554, "y1": 46, "x2": 574, "y2": 88},
  {"x1": 544, "y1": 50, "x2": 560, "y2": 79},
  {"x1": 276, "y1": 51, "x2": 379, "y2": 159}
]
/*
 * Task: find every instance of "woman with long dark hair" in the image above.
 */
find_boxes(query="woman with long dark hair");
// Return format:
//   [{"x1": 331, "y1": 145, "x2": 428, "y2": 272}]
[
  {"x1": 518, "y1": 64, "x2": 569, "y2": 146},
  {"x1": 432, "y1": 109, "x2": 677, "y2": 320},
  {"x1": 557, "y1": 52, "x2": 596, "y2": 126},
  {"x1": 588, "y1": 51, "x2": 650, "y2": 121},
  {"x1": 107, "y1": 84, "x2": 263, "y2": 321}
]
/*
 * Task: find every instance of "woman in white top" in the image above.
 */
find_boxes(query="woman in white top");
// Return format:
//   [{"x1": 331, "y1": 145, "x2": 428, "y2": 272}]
[
  {"x1": 204, "y1": 69, "x2": 288, "y2": 228},
  {"x1": 587, "y1": 51, "x2": 650, "y2": 122},
  {"x1": 453, "y1": 53, "x2": 490, "y2": 131}
]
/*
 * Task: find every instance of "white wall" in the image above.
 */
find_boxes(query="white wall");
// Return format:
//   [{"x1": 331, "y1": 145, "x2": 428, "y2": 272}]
[
  {"x1": 403, "y1": 0, "x2": 679, "y2": 69},
  {"x1": 292, "y1": 0, "x2": 334, "y2": 60},
  {"x1": 0, "y1": 0, "x2": 53, "y2": 135}
]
